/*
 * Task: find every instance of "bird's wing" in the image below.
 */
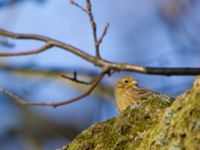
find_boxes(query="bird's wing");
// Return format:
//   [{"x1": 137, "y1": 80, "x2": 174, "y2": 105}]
[{"x1": 134, "y1": 87, "x2": 175, "y2": 104}]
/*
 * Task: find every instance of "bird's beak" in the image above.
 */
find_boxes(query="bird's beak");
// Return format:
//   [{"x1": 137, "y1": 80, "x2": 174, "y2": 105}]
[{"x1": 132, "y1": 80, "x2": 138, "y2": 85}]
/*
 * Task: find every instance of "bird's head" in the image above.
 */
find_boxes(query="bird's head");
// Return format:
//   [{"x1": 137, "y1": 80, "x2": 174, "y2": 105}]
[{"x1": 115, "y1": 76, "x2": 138, "y2": 90}]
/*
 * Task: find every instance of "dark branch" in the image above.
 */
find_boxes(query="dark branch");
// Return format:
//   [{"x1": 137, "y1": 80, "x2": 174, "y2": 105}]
[{"x1": 61, "y1": 72, "x2": 93, "y2": 85}]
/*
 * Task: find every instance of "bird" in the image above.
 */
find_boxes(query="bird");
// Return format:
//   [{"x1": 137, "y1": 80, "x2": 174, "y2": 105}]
[{"x1": 114, "y1": 77, "x2": 175, "y2": 112}]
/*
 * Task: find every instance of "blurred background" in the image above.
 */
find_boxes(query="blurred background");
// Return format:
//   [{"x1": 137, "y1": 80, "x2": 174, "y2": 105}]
[{"x1": 0, "y1": 0, "x2": 200, "y2": 149}]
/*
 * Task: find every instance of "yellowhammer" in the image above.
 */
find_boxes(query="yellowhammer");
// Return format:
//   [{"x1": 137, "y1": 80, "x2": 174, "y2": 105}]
[{"x1": 114, "y1": 77, "x2": 175, "y2": 112}]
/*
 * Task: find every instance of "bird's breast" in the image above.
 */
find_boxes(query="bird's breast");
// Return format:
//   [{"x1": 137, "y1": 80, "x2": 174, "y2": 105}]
[{"x1": 115, "y1": 89, "x2": 137, "y2": 112}]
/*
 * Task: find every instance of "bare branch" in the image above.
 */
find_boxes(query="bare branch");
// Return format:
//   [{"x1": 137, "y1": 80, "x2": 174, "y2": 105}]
[
  {"x1": 1, "y1": 28, "x2": 200, "y2": 76},
  {"x1": 70, "y1": 0, "x2": 87, "y2": 13},
  {"x1": 0, "y1": 68, "x2": 109, "y2": 107},
  {"x1": 96, "y1": 22, "x2": 110, "y2": 47},
  {"x1": 0, "y1": 28, "x2": 96, "y2": 63},
  {"x1": 70, "y1": 1, "x2": 108, "y2": 58},
  {"x1": 0, "y1": 42, "x2": 53, "y2": 56}
]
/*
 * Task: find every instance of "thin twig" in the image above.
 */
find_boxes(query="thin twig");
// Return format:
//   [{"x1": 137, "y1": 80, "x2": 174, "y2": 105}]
[
  {"x1": 0, "y1": 68, "x2": 109, "y2": 107},
  {"x1": 0, "y1": 88, "x2": 28, "y2": 105},
  {"x1": 70, "y1": 0, "x2": 87, "y2": 13},
  {"x1": 71, "y1": 0, "x2": 108, "y2": 58},
  {"x1": 61, "y1": 72, "x2": 93, "y2": 85},
  {"x1": 86, "y1": 0, "x2": 100, "y2": 58},
  {"x1": 96, "y1": 22, "x2": 110, "y2": 47}
]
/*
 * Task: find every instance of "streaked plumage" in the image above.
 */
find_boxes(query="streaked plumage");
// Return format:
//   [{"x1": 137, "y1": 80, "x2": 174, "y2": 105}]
[{"x1": 114, "y1": 77, "x2": 174, "y2": 112}]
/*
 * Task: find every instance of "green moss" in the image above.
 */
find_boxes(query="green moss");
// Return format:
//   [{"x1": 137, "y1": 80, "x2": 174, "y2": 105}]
[
  {"x1": 59, "y1": 77, "x2": 200, "y2": 150},
  {"x1": 138, "y1": 78, "x2": 200, "y2": 150}
]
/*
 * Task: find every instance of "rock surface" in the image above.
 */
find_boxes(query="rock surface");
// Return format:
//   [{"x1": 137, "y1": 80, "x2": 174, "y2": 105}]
[{"x1": 60, "y1": 77, "x2": 200, "y2": 150}]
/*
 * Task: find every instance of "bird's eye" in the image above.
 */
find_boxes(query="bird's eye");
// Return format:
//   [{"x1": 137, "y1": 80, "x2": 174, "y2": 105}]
[{"x1": 124, "y1": 80, "x2": 129, "y2": 84}]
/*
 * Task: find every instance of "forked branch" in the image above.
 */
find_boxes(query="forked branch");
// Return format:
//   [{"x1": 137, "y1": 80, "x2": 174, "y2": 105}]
[
  {"x1": 0, "y1": 68, "x2": 109, "y2": 108},
  {"x1": 71, "y1": 0, "x2": 109, "y2": 58}
]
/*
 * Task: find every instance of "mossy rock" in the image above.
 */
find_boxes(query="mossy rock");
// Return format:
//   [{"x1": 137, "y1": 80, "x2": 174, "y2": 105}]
[{"x1": 59, "y1": 77, "x2": 200, "y2": 150}]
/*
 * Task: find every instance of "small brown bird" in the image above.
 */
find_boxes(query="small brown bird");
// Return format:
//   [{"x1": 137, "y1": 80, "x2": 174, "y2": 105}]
[{"x1": 114, "y1": 77, "x2": 174, "y2": 112}]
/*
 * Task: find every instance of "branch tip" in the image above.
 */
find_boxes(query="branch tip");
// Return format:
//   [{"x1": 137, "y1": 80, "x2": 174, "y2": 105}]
[
  {"x1": 97, "y1": 22, "x2": 110, "y2": 47},
  {"x1": 70, "y1": 0, "x2": 87, "y2": 13}
]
